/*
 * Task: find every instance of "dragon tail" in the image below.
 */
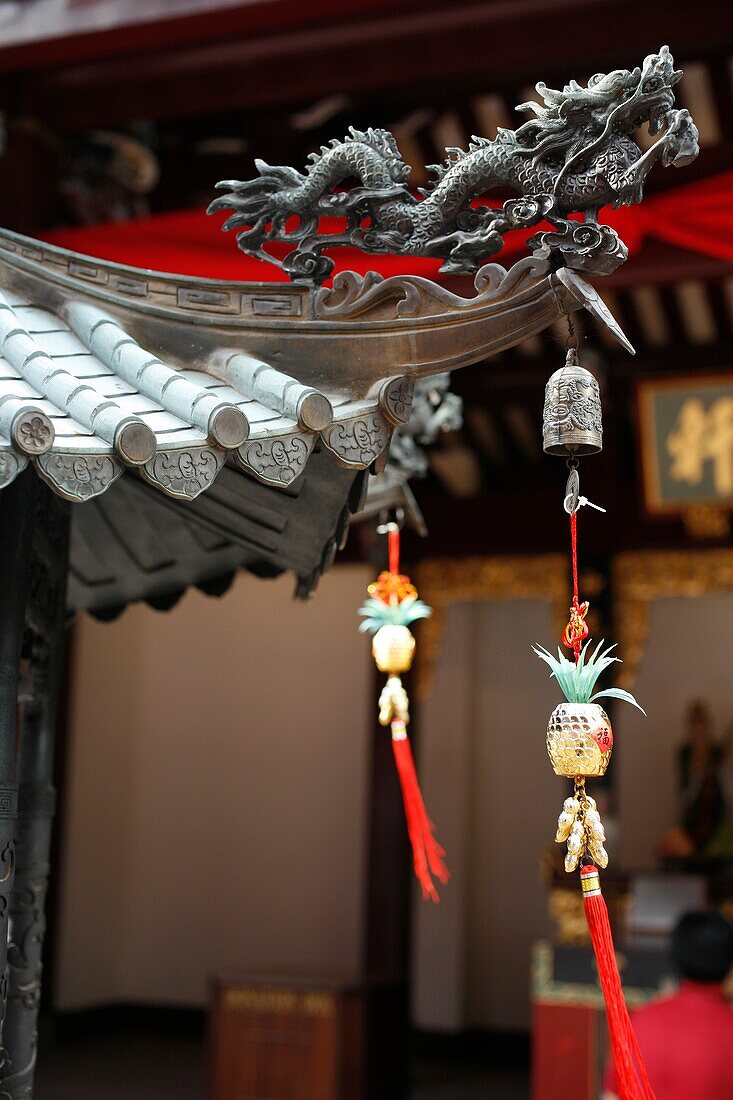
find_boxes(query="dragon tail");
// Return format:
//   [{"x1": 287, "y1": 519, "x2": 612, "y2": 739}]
[{"x1": 207, "y1": 160, "x2": 306, "y2": 232}]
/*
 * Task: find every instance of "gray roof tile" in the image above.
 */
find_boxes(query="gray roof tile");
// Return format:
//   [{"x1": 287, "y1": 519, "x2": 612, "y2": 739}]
[{"x1": 0, "y1": 233, "x2": 399, "y2": 504}]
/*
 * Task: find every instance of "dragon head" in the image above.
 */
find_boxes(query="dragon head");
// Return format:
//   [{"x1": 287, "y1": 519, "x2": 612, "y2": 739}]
[
  {"x1": 516, "y1": 45, "x2": 683, "y2": 154},
  {"x1": 600, "y1": 45, "x2": 682, "y2": 137}
]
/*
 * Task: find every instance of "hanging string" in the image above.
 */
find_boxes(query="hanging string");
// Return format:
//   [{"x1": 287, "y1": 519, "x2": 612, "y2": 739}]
[
  {"x1": 570, "y1": 510, "x2": 579, "y2": 609},
  {"x1": 563, "y1": 504, "x2": 589, "y2": 661},
  {"x1": 570, "y1": 510, "x2": 581, "y2": 661},
  {"x1": 389, "y1": 525, "x2": 401, "y2": 577}
]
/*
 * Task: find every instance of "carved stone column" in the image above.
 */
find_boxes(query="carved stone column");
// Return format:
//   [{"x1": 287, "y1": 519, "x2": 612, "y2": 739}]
[
  {"x1": 0, "y1": 472, "x2": 38, "y2": 1080},
  {"x1": 0, "y1": 485, "x2": 69, "y2": 1099}
]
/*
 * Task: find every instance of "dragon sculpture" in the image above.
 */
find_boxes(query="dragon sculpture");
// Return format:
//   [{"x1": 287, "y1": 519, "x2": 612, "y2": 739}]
[{"x1": 210, "y1": 45, "x2": 698, "y2": 284}]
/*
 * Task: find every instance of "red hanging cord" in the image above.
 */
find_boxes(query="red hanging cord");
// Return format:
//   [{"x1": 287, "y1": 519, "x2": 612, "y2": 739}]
[
  {"x1": 563, "y1": 508, "x2": 589, "y2": 659},
  {"x1": 388, "y1": 525, "x2": 401, "y2": 576},
  {"x1": 570, "y1": 510, "x2": 580, "y2": 610}
]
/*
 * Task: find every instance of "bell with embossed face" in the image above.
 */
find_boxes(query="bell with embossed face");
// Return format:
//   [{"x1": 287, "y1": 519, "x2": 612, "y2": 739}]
[{"x1": 543, "y1": 349, "x2": 603, "y2": 456}]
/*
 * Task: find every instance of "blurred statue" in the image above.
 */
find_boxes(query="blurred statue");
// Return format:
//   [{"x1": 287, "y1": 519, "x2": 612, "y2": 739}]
[
  {"x1": 59, "y1": 131, "x2": 160, "y2": 225},
  {"x1": 661, "y1": 700, "x2": 733, "y2": 864}
]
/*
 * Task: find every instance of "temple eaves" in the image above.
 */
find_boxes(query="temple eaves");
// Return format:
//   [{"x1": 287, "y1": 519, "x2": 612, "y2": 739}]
[{"x1": 0, "y1": 228, "x2": 621, "y2": 612}]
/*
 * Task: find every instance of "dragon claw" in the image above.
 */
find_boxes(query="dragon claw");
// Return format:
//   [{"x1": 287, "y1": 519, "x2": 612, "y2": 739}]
[{"x1": 662, "y1": 108, "x2": 700, "y2": 167}]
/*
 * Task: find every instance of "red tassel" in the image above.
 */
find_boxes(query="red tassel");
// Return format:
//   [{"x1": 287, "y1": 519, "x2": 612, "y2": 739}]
[
  {"x1": 580, "y1": 866, "x2": 656, "y2": 1100},
  {"x1": 391, "y1": 721, "x2": 449, "y2": 902}
]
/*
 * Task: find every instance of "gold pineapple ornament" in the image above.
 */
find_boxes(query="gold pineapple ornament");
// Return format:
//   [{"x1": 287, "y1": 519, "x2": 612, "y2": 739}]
[
  {"x1": 359, "y1": 568, "x2": 429, "y2": 678},
  {"x1": 371, "y1": 620, "x2": 417, "y2": 675},
  {"x1": 534, "y1": 638, "x2": 644, "y2": 871},
  {"x1": 547, "y1": 700, "x2": 613, "y2": 778}
]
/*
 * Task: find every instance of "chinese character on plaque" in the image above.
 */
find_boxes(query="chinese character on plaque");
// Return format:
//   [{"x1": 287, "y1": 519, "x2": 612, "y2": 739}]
[{"x1": 637, "y1": 376, "x2": 733, "y2": 535}]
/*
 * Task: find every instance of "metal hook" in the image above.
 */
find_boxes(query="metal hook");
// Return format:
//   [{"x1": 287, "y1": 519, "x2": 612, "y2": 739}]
[
  {"x1": 565, "y1": 315, "x2": 579, "y2": 353},
  {"x1": 551, "y1": 281, "x2": 580, "y2": 355},
  {"x1": 376, "y1": 507, "x2": 405, "y2": 535}
]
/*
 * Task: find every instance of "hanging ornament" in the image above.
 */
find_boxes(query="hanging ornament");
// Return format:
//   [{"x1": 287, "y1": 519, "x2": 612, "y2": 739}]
[
  {"x1": 359, "y1": 523, "x2": 449, "y2": 902},
  {"x1": 536, "y1": 337, "x2": 656, "y2": 1100}
]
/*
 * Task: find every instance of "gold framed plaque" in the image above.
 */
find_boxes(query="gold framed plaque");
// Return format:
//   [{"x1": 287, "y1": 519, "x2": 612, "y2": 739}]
[{"x1": 637, "y1": 374, "x2": 733, "y2": 518}]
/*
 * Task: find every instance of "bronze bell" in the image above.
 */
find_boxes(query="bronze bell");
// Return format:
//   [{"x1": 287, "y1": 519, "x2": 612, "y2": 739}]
[{"x1": 543, "y1": 349, "x2": 602, "y2": 456}]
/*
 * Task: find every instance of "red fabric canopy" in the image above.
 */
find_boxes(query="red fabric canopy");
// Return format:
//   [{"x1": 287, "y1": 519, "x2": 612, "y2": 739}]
[{"x1": 41, "y1": 172, "x2": 733, "y2": 282}]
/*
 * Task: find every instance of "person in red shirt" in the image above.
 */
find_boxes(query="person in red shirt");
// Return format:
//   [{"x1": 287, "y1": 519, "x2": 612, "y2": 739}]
[{"x1": 602, "y1": 909, "x2": 733, "y2": 1100}]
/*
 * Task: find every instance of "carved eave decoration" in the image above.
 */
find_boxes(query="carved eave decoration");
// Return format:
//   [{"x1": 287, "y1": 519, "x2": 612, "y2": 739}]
[
  {"x1": 0, "y1": 234, "x2": 622, "y2": 496},
  {"x1": 0, "y1": 232, "x2": 628, "y2": 613}
]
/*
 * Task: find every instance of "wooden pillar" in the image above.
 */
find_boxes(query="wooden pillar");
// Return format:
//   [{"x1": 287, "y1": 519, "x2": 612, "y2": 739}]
[
  {"x1": 363, "y1": 660, "x2": 413, "y2": 1099},
  {"x1": 0, "y1": 471, "x2": 39, "y2": 1064},
  {"x1": 0, "y1": 485, "x2": 70, "y2": 1097}
]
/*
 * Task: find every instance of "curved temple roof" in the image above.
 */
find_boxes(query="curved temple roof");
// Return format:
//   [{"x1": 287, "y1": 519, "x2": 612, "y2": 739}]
[
  {"x1": 0, "y1": 227, "x2": 629, "y2": 610},
  {"x1": 0, "y1": 244, "x2": 387, "y2": 503}
]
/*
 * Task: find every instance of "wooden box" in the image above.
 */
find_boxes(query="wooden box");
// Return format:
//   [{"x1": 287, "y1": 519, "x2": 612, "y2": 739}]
[{"x1": 209, "y1": 977, "x2": 403, "y2": 1100}]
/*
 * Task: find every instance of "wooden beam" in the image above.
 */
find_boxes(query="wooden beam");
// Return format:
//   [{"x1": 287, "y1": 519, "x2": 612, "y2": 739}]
[
  {"x1": 604, "y1": 241, "x2": 732, "y2": 291},
  {"x1": 0, "y1": 0, "x2": 442, "y2": 74},
  {"x1": 4, "y1": 0, "x2": 731, "y2": 130},
  {"x1": 413, "y1": 481, "x2": 733, "y2": 560}
]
